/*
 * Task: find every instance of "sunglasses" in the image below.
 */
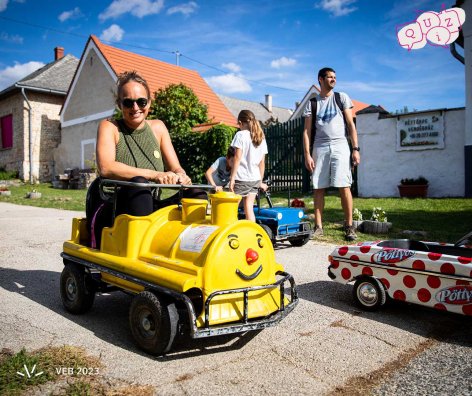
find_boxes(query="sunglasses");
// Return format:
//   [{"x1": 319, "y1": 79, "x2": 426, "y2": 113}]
[{"x1": 121, "y1": 98, "x2": 148, "y2": 108}]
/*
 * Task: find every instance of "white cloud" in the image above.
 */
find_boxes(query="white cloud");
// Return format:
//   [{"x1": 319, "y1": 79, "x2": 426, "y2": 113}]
[
  {"x1": 0, "y1": 61, "x2": 45, "y2": 91},
  {"x1": 206, "y1": 73, "x2": 252, "y2": 94},
  {"x1": 222, "y1": 62, "x2": 241, "y2": 73},
  {"x1": 58, "y1": 7, "x2": 82, "y2": 22},
  {"x1": 0, "y1": 0, "x2": 8, "y2": 12},
  {"x1": 0, "y1": 32, "x2": 23, "y2": 44},
  {"x1": 270, "y1": 56, "x2": 297, "y2": 69},
  {"x1": 100, "y1": 24, "x2": 124, "y2": 42},
  {"x1": 316, "y1": 0, "x2": 357, "y2": 17},
  {"x1": 99, "y1": 0, "x2": 164, "y2": 21},
  {"x1": 167, "y1": 1, "x2": 198, "y2": 16}
]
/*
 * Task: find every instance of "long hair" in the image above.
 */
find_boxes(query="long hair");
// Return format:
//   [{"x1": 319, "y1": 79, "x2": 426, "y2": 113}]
[
  {"x1": 115, "y1": 70, "x2": 151, "y2": 107},
  {"x1": 237, "y1": 110, "x2": 264, "y2": 147}
]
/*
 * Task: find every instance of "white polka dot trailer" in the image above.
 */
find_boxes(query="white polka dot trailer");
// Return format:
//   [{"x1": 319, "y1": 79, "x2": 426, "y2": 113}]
[{"x1": 328, "y1": 238, "x2": 472, "y2": 316}]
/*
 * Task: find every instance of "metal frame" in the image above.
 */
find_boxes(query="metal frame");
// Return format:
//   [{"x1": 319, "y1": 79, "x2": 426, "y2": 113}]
[{"x1": 61, "y1": 252, "x2": 298, "y2": 338}]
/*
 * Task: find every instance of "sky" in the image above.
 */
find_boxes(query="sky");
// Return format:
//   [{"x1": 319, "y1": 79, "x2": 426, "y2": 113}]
[{"x1": 0, "y1": 0, "x2": 466, "y2": 113}]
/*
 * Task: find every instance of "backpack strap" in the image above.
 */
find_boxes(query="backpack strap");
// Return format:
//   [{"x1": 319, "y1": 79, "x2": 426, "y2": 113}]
[
  {"x1": 334, "y1": 92, "x2": 350, "y2": 138},
  {"x1": 309, "y1": 97, "x2": 317, "y2": 153}
]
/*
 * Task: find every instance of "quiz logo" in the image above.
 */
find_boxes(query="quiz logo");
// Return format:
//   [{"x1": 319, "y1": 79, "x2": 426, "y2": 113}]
[
  {"x1": 397, "y1": 6, "x2": 466, "y2": 50},
  {"x1": 373, "y1": 249, "x2": 414, "y2": 264},
  {"x1": 435, "y1": 285, "x2": 472, "y2": 305}
]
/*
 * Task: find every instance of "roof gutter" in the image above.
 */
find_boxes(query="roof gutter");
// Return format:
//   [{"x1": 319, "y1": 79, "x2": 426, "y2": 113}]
[
  {"x1": 450, "y1": 42, "x2": 465, "y2": 64},
  {"x1": 15, "y1": 84, "x2": 66, "y2": 96},
  {"x1": 17, "y1": 85, "x2": 34, "y2": 184}
]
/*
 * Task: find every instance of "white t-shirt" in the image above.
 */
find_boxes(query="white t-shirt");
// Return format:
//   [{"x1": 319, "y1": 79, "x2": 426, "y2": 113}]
[{"x1": 231, "y1": 129, "x2": 268, "y2": 181}]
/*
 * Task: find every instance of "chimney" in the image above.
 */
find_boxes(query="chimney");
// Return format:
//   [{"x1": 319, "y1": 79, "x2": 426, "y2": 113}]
[
  {"x1": 54, "y1": 47, "x2": 64, "y2": 60},
  {"x1": 265, "y1": 94, "x2": 272, "y2": 112}
]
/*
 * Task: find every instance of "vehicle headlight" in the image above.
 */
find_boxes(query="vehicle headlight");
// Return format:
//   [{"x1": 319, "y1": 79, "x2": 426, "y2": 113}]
[
  {"x1": 277, "y1": 212, "x2": 283, "y2": 220},
  {"x1": 298, "y1": 211, "x2": 303, "y2": 219}
]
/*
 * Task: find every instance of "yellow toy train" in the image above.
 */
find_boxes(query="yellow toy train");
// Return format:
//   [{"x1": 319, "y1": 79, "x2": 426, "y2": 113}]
[{"x1": 60, "y1": 179, "x2": 298, "y2": 355}]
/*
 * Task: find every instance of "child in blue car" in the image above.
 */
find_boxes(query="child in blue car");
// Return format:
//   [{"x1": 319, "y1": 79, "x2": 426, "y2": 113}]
[{"x1": 205, "y1": 146, "x2": 236, "y2": 191}]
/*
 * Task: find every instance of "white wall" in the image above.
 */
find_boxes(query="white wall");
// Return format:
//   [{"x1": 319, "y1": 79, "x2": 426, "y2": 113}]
[{"x1": 357, "y1": 108, "x2": 465, "y2": 197}]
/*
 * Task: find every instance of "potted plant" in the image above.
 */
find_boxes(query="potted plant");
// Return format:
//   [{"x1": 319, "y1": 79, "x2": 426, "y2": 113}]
[
  {"x1": 352, "y1": 208, "x2": 363, "y2": 230},
  {"x1": 26, "y1": 189, "x2": 42, "y2": 199},
  {"x1": 398, "y1": 176, "x2": 429, "y2": 198},
  {"x1": 362, "y1": 207, "x2": 392, "y2": 234},
  {"x1": 0, "y1": 185, "x2": 11, "y2": 196}
]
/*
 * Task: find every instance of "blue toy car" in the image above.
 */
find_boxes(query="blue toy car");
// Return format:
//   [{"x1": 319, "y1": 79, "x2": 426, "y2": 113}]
[{"x1": 239, "y1": 181, "x2": 312, "y2": 246}]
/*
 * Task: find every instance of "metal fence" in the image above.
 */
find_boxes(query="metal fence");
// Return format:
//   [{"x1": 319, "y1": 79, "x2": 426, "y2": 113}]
[{"x1": 264, "y1": 118, "x2": 310, "y2": 193}]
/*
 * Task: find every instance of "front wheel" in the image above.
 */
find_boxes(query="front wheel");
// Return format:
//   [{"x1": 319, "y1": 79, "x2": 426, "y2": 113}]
[
  {"x1": 129, "y1": 291, "x2": 178, "y2": 355},
  {"x1": 60, "y1": 263, "x2": 95, "y2": 314},
  {"x1": 352, "y1": 277, "x2": 386, "y2": 311},
  {"x1": 289, "y1": 223, "x2": 311, "y2": 247}
]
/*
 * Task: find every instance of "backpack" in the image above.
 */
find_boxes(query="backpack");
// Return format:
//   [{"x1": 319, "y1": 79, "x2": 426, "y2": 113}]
[{"x1": 309, "y1": 92, "x2": 347, "y2": 152}]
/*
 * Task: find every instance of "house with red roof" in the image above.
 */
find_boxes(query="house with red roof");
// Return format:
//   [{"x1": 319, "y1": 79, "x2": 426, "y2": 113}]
[{"x1": 54, "y1": 35, "x2": 236, "y2": 174}]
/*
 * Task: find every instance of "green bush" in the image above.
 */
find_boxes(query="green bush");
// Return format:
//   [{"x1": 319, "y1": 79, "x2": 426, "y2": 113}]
[
  {"x1": 172, "y1": 124, "x2": 237, "y2": 183},
  {"x1": 0, "y1": 167, "x2": 19, "y2": 180}
]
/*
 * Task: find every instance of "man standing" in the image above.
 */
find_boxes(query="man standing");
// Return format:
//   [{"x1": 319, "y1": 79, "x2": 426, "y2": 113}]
[{"x1": 302, "y1": 67, "x2": 360, "y2": 241}]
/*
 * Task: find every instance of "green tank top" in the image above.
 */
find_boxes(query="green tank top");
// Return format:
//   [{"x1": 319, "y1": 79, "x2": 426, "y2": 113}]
[{"x1": 115, "y1": 119, "x2": 164, "y2": 172}]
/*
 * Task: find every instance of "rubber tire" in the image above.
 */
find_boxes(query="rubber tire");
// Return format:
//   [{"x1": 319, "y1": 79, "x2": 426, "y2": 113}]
[
  {"x1": 352, "y1": 277, "x2": 386, "y2": 311},
  {"x1": 259, "y1": 224, "x2": 274, "y2": 245},
  {"x1": 129, "y1": 291, "x2": 178, "y2": 355},
  {"x1": 60, "y1": 263, "x2": 95, "y2": 314},
  {"x1": 289, "y1": 223, "x2": 311, "y2": 247}
]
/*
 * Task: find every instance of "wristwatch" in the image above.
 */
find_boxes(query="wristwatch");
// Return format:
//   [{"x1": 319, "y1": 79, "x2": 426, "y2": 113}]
[{"x1": 352, "y1": 147, "x2": 360, "y2": 152}]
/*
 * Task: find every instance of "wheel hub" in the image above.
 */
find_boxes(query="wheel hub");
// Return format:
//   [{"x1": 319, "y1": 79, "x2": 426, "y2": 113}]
[
  {"x1": 358, "y1": 283, "x2": 378, "y2": 305},
  {"x1": 66, "y1": 278, "x2": 77, "y2": 299}
]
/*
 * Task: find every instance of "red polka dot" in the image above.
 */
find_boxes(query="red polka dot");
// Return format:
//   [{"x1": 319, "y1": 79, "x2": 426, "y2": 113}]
[
  {"x1": 427, "y1": 275, "x2": 441, "y2": 289},
  {"x1": 417, "y1": 288, "x2": 431, "y2": 303},
  {"x1": 458, "y1": 256, "x2": 472, "y2": 264},
  {"x1": 434, "y1": 303, "x2": 447, "y2": 311},
  {"x1": 456, "y1": 280, "x2": 470, "y2": 286},
  {"x1": 350, "y1": 254, "x2": 359, "y2": 261},
  {"x1": 380, "y1": 278, "x2": 390, "y2": 289},
  {"x1": 362, "y1": 267, "x2": 373, "y2": 276},
  {"x1": 462, "y1": 304, "x2": 472, "y2": 316},
  {"x1": 412, "y1": 260, "x2": 425, "y2": 271},
  {"x1": 428, "y1": 252, "x2": 442, "y2": 261},
  {"x1": 440, "y1": 263, "x2": 455, "y2": 275},
  {"x1": 360, "y1": 245, "x2": 371, "y2": 254},
  {"x1": 338, "y1": 246, "x2": 349, "y2": 256},
  {"x1": 331, "y1": 260, "x2": 339, "y2": 269},
  {"x1": 393, "y1": 290, "x2": 406, "y2": 301},
  {"x1": 341, "y1": 268, "x2": 351, "y2": 280},
  {"x1": 387, "y1": 269, "x2": 399, "y2": 276},
  {"x1": 403, "y1": 275, "x2": 416, "y2": 288}
]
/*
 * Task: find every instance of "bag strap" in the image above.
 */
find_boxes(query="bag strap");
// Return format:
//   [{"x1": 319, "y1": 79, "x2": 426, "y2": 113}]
[{"x1": 309, "y1": 97, "x2": 317, "y2": 153}]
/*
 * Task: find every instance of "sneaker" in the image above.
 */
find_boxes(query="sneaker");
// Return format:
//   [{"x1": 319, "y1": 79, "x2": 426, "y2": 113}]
[
  {"x1": 344, "y1": 224, "x2": 357, "y2": 241},
  {"x1": 313, "y1": 225, "x2": 324, "y2": 238}
]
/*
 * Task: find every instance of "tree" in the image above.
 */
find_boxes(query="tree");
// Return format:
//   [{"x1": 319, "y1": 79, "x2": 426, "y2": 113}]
[{"x1": 148, "y1": 83, "x2": 208, "y2": 135}]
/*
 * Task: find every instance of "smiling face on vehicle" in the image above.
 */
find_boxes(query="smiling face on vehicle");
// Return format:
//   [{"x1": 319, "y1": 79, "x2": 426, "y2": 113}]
[{"x1": 226, "y1": 232, "x2": 266, "y2": 281}]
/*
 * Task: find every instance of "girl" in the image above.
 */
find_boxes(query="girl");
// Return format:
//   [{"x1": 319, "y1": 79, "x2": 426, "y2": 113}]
[{"x1": 229, "y1": 110, "x2": 268, "y2": 222}]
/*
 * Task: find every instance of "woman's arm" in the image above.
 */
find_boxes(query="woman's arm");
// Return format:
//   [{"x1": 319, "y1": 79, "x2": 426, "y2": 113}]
[{"x1": 258, "y1": 154, "x2": 267, "y2": 191}]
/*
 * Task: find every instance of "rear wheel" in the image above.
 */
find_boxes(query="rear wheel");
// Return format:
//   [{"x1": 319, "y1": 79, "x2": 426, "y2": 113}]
[
  {"x1": 129, "y1": 291, "x2": 178, "y2": 355},
  {"x1": 60, "y1": 263, "x2": 95, "y2": 314},
  {"x1": 352, "y1": 277, "x2": 386, "y2": 311},
  {"x1": 259, "y1": 224, "x2": 274, "y2": 245}
]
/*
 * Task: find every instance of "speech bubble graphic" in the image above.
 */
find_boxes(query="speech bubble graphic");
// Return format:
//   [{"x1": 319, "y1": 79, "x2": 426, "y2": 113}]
[
  {"x1": 397, "y1": 7, "x2": 466, "y2": 51},
  {"x1": 426, "y1": 26, "x2": 451, "y2": 46},
  {"x1": 397, "y1": 22, "x2": 427, "y2": 50},
  {"x1": 417, "y1": 11, "x2": 441, "y2": 33}
]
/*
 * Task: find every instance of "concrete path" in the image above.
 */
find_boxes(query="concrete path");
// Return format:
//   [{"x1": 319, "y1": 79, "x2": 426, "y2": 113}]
[{"x1": 0, "y1": 202, "x2": 470, "y2": 395}]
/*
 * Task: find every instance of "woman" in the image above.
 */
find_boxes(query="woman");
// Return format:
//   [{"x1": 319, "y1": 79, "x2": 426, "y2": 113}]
[
  {"x1": 229, "y1": 110, "x2": 268, "y2": 222},
  {"x1": 88, "y1": 70, "x2": 202, "y2": 247}
]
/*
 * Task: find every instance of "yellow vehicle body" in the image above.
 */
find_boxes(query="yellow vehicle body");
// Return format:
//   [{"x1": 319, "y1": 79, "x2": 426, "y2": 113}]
[{"x1": 63, "y1": 191, "x2": 295, "y2": 329}]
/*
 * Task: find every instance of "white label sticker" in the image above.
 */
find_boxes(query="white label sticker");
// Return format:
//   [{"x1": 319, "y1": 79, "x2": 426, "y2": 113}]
[{"x1": 179, "y1": 225, "x2": 218, "y2": 253}]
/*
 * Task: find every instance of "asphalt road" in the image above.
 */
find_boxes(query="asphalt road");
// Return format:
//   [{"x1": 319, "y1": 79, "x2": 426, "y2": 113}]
[{"x1": 0, "y1": 202, "x2": 471, "y2": 395}]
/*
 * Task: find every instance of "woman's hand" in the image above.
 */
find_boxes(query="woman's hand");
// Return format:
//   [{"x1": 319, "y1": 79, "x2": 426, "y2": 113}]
[
  {"x1": 229, "y1": 179, "x2": 235, "y2": 192},
  {"x1": 175, "y1": 172, "x2": 192, "y2": 185},
  {"x1": 154, "y1": 171, "x2": 181, "y2": 184}
]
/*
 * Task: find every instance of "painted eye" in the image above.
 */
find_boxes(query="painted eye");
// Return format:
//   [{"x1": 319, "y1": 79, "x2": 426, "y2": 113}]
[
  {"x1": 229, "y1": 238, "x2": 239, "y2": 249},
  {"x1": 257, "y1": 237, "x2": 264, "y2": 248}
]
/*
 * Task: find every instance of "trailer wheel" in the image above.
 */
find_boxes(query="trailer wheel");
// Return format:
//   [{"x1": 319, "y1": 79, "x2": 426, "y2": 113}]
[
  {"x1": 60, "y1": 263, "x2": 95, "y2": 314},
  {"x1": 289, "y1": 224, "x2": 311, "y2": 247},
  {"x1": 129, "y1": 291, "x2": 178, "y2": 355},
  {"x1": 353, "y1": 277, "x2": 386, "y2": 311}
]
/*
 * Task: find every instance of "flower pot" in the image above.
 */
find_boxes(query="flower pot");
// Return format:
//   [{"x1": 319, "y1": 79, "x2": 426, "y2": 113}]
[
  {"x1": 398, "y1": 184, "x2": 428, "y2": 198},
  {"x1": 362, "y1": 220, "x2": 391, "y2": 234},
  {"x1": 27, "y1": 192, "x2": 42, "y2": 199},
  {"x1": 352, "y1": 220, "x2": 364, "y2": 231},
  {"x1": 0, "y1": 190, "x2": 11, "y2": 196}
]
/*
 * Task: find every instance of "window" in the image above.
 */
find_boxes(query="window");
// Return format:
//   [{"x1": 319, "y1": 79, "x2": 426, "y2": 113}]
[{"x1": 1, "y1": 114, "x2": 13, "y2": 149}]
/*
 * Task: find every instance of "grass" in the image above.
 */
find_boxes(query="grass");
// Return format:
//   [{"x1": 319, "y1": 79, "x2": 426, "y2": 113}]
[{"x1": 0, "y1": 182, "x2": 470, "y2": 245}]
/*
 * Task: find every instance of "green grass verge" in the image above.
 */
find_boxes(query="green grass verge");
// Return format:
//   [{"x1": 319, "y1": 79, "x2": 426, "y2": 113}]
[{"x1": 1, "y1": 183, "x2": 470, "y2": 245}]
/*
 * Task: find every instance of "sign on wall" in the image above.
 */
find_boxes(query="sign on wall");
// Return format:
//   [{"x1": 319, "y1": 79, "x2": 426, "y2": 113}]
[{"x1": 396, "y1": 112, "x2": 445, "y2": 151}]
